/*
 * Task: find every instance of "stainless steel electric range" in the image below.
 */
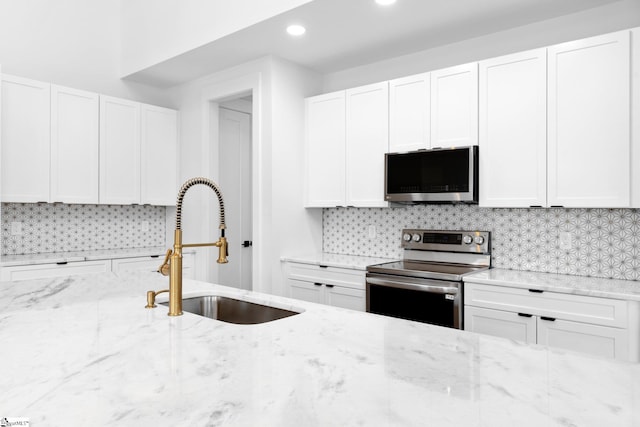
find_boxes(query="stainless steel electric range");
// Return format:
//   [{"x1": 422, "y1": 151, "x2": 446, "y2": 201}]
[{"x1": 366, "y1": 229, "x2": 491, "y2": 329}]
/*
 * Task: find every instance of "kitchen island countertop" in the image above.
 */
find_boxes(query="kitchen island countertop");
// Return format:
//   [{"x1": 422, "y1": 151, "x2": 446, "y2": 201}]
[{"x1": 1, "y1": 271, "x2": 639, "y2": 426}]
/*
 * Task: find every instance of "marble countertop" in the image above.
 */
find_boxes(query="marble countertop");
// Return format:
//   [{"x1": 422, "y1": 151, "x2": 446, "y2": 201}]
[
  {"x1": 465, "y1": 268, "x2": 640, "y2": 301},
  {"x1": 1, "y1": 246, "x2": 172, "y2": 267},
  {"x1": 1, "y1": 272, "x2": 639, "y2": 426},
  {"x1": 280, "y1": 253, "x2": 395, "y2": 270}
]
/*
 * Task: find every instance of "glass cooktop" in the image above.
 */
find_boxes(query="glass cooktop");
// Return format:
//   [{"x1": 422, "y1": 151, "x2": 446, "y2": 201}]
[{"x1": 366, "y1": 260, "x2": 489, "y2": 282}]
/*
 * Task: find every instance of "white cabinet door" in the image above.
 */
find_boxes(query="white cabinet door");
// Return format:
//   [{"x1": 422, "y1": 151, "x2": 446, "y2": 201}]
[
  {"x1": 1, "y1": 75, "x2": 50, "y2": 202},
  {"x1": 479, "y1": 49, "x2": 547, "y2": 207},
  {"x1": 99, "y1": 96, "x2": 141, "y2": 204},
  {"x1": 548, "y1": 31, "x2": 631, "y2": 207},
  {"x1": 430, "y1": 63, "x2": 478, "y2": 148},
  {"x1": 325, "y1": 284, "x2": 366, "y2": 312},
  {"x1": 465, "y1": 306, "x2": 537, "y2": 344},
  {"x1": 389, "y1": 73, "x2": 430, "y2": 152},
  {"x1": 50, "y1": 85, "x2": 99, "y2": 204},
  {"x1": 288, "y1": 279, "x2": 324, "y2": 304},
  {"x1": 140, "y1": 104, "x2": 178, "y2": 205},
  {"x1": 345, "y1": 82, "x2": 389, "y2": 207},
  {"x1": 305, "y1": 91, "x2": 346, "y2": 207},
  {"x1": 537, "y1": 317, "x2": 629, "y2": 361},
  {"x1": 631, "y1": 28, "x2": 640, "y2": 208}
]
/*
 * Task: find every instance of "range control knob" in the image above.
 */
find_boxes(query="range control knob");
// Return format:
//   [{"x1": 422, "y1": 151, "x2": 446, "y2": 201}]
[
  {"x1": 474, "y1": 236, "x2": 485, "y2": 245},
  {"x1": 462, "y1": 235, "x2": 473, "y2": 245},
  {"x1": 412, "y1": 233, "x2": 421, "y2": 242},
  {"x1": 403, "y1": 233, "x2": 412, "y2": 242}
]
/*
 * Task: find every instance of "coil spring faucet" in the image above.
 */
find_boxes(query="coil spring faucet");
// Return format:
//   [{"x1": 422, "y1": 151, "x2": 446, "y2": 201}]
[{"x1": 145, "y1": 177, "x2": 228, "y2": 316}]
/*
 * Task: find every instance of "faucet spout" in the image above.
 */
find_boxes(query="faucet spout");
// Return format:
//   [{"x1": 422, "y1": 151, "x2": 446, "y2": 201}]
[{"x1": 148, "y1": 177, "x2": 228, "y2": 316}]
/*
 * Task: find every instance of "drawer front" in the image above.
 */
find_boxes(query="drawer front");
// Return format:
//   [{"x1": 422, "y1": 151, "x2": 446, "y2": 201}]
[
  {"x1": 285, "y1": 262, "x2": 365, "y2": 290},
  {"x1": 1, "y1": 260, "x2": 111, "y2": 281},
  {"x1": 112, "y1": 256, "x2": 162, "y2": 273},
  {"x1": 464, "y1": 282, "x2": 628, "y2": 328}
]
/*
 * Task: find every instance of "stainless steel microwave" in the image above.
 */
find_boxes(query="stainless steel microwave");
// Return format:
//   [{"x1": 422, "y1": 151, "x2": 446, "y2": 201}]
[{"x1": 385, "y1": 146, "x2": 478, "y2": 203}]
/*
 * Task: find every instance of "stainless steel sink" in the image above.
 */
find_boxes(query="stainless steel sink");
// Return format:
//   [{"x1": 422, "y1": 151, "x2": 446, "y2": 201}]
[{"x1": 160, "y1": 295, "x2": 299, "y2": 324}]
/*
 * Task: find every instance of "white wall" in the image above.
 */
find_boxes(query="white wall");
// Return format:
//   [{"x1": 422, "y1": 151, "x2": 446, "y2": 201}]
[
  {"x1": 120, "y1": 0, "x2": 312, "y2": 77},
  {"x1": 0, "y1": 0, "x2": 170, "y2": 105},
  {"x1": 269, "y1": 58, "x2": 324, "y2": 295},
  {"x1": 168, "y1": 56, "x2": 322, "y2": 294},
  {"x1": 323, "y1": 0, "x2": 640, "y2": 92}
]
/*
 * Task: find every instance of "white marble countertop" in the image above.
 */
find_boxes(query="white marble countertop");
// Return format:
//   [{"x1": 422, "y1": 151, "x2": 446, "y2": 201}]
[
  {"x1": 280, "y1": 252, "x2": 395, "y2": 270},
  {"x1": 0, "y1": 246, "x2": 170, "y2": 267},
  {"x1": 465, "y1": 268, "x2": 640, "y2": 301},
  {"x1": 1, "y1": 271, "x2": 639, "y2": 426}
]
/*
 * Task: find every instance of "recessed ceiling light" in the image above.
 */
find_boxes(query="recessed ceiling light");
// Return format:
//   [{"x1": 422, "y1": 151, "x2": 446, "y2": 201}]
[
  {"x1": 286, "y1": 25, "x2": 306, "y2": 36},
  {"x1": 375, "y1": 0, "x2": 397, "y2": 5}
]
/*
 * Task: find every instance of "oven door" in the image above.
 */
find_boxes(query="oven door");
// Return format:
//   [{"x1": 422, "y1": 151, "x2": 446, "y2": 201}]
[{"x1": 366, "y1": 272, "x2": 462, "y2": 329}]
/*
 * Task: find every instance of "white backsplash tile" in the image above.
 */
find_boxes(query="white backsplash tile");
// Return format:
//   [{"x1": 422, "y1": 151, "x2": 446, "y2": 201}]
[
  {"x1": 1, "y1": 203, "x2": 166, "y2": 255},
  {"x1": 323, "y1": 205, "x2": 640, "y2": 281}
]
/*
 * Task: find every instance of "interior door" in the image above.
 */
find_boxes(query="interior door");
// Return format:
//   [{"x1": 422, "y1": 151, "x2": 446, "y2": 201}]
[{"x1": 218, "y1": 106, "x2": 252, "y2": 290}]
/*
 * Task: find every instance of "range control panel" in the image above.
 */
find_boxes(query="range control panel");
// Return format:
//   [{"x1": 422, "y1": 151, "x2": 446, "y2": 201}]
[{"x1": 401, "y1": 229, "x2": 490, "y2": 254}]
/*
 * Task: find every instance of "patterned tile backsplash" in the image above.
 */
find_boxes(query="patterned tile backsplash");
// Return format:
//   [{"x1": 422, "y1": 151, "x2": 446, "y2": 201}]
[
  {"x1": 1, "y1": 203, "x2": 166, "y2": 255},
  {"x1": 323, "y1": 205, "x2": 640, "y2": 281}
]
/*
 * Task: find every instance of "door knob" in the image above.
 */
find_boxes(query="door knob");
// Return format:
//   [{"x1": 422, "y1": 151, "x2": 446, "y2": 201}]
[{"x1": 242, "y1": 240, "x2": 253, "y2": 248}]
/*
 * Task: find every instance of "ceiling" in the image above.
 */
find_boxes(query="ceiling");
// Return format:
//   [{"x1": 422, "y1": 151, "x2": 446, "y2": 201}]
[{"x1": 124, "y1": 0, "x2": 618, "y2": 87}]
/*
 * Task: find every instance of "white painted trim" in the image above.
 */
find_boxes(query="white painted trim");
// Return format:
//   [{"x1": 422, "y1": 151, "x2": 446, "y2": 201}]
[
  {"x1": 198, "y1": 72, "x2": 265, "y2": 291},
  {"x1": 631, "y1": 28, "x2": 640, "y2": 208}
]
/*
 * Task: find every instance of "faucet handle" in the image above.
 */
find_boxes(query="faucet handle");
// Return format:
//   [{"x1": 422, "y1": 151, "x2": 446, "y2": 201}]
[
  {"x1": 217, "y1": 237, "x2": 228, "y2": 264},
  {"x1": 158, "y1": 249, "x2": 173, "y2": 276}
]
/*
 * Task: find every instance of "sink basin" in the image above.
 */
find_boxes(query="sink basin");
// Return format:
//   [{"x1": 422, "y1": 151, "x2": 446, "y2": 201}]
[{"x1": 160, "y1": 295, "x2": 299, "y2": 324}]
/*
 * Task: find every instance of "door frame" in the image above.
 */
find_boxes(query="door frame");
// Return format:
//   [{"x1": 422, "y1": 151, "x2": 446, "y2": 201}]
[{"x1": 199, "y1": 72, "x2": 264, "y2": 290}]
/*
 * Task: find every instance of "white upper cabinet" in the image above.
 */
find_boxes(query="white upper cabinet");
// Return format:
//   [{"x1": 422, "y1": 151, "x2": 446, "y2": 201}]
[
  {"x1": 305, "y1": 91, "x2": 346, "y2": 207},
  {"x1": 479, "y1": 49, "x2": 547, "y2": 207},
  {"x1": 345, "y1": 82, "x2": 389, "y2": 207},
  {"x1": 389, "y1": 73, "x2": 430, "y2": 153},
  {"x1": 430, "y1": 63, "x2": 478, "y2": 148},
  {"x1": 1, "y1": 75, "x2": 50, "y2": 203},
  {"x1": 548, "y1": 31, "x2": 631, "y2": 208},
  {"x1": 50, "y1": 85, "x2": 99, "y2": 204},
  {"x1": 631, "y1": 28, "x2": 640, "y2": 208},
  {"x1": 140, "y1": 104, "x2": 178, "y2": 205},
  {"x1": 99, "y1": 96, "x2": 141, "y2": 204}
]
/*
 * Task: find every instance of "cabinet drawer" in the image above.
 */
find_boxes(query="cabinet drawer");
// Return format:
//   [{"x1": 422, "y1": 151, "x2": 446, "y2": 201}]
[
  {"x1": 285, "y1": 262, "x2": 365, "y2": 290},
  {"x1": 1, "y1": 260, "x2": 111, "y2": 281},
  {"x1": 464, "y1": 282, "x2": 627, "y2": 328},
  {"x1": 112, "y1": 256, "x2": 162, "y2": 273}
]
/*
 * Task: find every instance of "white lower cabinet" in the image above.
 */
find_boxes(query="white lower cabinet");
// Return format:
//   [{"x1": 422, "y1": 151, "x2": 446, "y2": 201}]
[
  {"x1": 465, "y1": 306, "x2": 537, "y2": 344},
  {"x1": 2, "y1": 252, "x2": 196, "y2": 282},
  {"x1": 537, "y1": 317, "x2": 629, "y2": 360},
  {"x1": 283, "y1": 261, "x2": 366, "y2": 311},
  {"x1": 1, "y1": 260, "x2": 111, "y2": 281},
  {"x1": 464, "y1": 282, "x2": 639, "y2": 361}
]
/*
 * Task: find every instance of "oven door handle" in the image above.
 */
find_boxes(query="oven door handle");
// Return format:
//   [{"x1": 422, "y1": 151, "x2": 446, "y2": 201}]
[{"x1": 366, "y1": 277, "x2": 459, "y2": 295}]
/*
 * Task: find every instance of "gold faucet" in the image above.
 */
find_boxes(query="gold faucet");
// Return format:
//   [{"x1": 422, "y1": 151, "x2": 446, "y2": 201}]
[{"x1": 145, "y1": 177, "x2": 228, "y2": 316}]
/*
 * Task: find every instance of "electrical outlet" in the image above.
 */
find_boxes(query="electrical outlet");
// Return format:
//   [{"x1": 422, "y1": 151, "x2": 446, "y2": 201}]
[
  {"x1": 368, "y1": 225, "x2": 377, "y2": 239},
  {"x1": 141, "y1": 221, "x2": 149, "y2": 232},
  {"x1": 559, "y1": 232, "x2": 572, "y2": 250},
  {"x1": 11, "y1": 222, "x2": 23, "y2": 236}
]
